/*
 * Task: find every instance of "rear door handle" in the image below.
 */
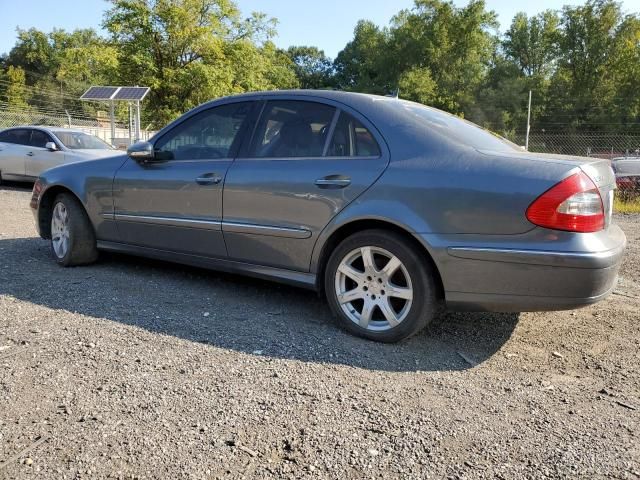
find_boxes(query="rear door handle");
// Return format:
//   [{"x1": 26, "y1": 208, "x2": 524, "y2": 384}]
[
  {"x1": 27, "y1": 152, "x2": 34, "y2": 157},
  {"x1": 196, "y1": 173, "x2": 222, "y2": 185},
  {"x1": 315, "y1": 175, "x2": 351, "y2": 189}
]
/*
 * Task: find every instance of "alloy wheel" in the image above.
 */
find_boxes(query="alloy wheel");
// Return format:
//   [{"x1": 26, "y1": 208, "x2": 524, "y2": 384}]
[
  {"x1": 51, "y1": 202, "x2": 70, "y2": 259},
  {"x1": 334, "y1": 246, "x2": 414, "y2": 331}
]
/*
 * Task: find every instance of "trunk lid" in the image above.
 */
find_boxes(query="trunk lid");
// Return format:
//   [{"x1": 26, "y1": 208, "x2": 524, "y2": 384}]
[{"x1": 479, "y1": 149, "x2": 616, "y2": 229}]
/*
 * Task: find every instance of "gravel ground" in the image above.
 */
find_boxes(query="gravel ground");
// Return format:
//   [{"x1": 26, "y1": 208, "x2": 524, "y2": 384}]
[{"x1": 0, "y1": 183, "x2": 638, "y2": 479}]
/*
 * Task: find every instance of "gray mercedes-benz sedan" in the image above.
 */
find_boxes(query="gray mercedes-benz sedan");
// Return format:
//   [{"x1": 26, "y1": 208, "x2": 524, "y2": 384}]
[{"x1": 30, "y1": 91, "x2": 626, "y2": 342}]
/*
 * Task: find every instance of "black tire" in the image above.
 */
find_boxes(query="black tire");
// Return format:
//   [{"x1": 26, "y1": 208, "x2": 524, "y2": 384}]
[
  {"x1": 50, "y1": 193, "x2": 98, "y2": 267},
  {"x1": 324, "y1": 229, "x2": 439, "y2": 343}
]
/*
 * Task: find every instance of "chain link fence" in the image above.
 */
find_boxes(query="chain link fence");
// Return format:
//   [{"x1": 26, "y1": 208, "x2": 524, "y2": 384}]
[
  {"x1": 514, "y1": 132, "x2": 640, "y2": 212},
  {"x1": 0, "y1": 106, "x2": 154, "y2": 147}
]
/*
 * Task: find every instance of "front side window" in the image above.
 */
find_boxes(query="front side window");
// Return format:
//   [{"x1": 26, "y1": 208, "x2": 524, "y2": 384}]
[
  {"x1": 155, "y1": 102, "x2": 252, "y2": 161},
  {"x1": 30, "y1": 130, "x2": 54, "y2": 148},
  {"x1": 249, "y1": 101, "x2": 336, "y2": 158},
  {"x1": 328, "y1": 112, "x2": 381, "y2": 157}
]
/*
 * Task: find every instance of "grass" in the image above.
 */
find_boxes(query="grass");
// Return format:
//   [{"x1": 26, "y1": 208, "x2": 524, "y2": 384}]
[{"x1": 614, "y1": 195, "x2": 640, "y2": 214}]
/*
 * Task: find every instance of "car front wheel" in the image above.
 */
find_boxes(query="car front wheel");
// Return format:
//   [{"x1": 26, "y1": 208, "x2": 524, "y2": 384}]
[
  {"x1": 50, "y1": 193, "x2": 98, "y2": 267},
  {"x1": 325, "y1": 229, "x2": 439, "y2": 343}
]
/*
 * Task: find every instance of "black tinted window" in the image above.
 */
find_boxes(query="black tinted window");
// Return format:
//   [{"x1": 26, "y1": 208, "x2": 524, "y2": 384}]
[
  {"x1": 328, "y1": 112, "x2": 381, "y2": 157},
  {"x1": 30, "y1": 130, "x2": 53, "y2": 148},
  {"x1": 249, "y1": 101, "x2": 335, "y2": 158},
  {"x1": 155, "y1": 102, "x2": 252, "y2": 161},
  {"x1": 0, "y1": 129, "x2": 30, "y2": 146}
]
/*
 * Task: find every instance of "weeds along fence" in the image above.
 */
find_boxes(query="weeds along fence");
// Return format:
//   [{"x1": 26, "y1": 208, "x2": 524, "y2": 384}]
[{"x1": 0, "y1": 106, "x2": 154, "y2": 147}]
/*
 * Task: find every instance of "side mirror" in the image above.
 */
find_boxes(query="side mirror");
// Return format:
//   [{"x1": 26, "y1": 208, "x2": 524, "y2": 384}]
[
  {"x1": 45, "y1": 141, "x2": 58, "y2": 151},
  {"x1": 127, "y1": 141, "x2": 155, "y2": 162}
]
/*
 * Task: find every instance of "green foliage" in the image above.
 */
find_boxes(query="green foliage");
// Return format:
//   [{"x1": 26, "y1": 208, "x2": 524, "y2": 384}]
[
  {"x1": 334, "y1": 20, "x2": 389, "y2": 93},
  {"x1": 0, "y1": 0, "x2": 638, "y2": 135},
  {"x1": 503, "y1": 11, "x2": 560, "y2": 77},
  {"x1": 103, "y1": 0, "x2": 297, "y2": 127},
  {"x1": 5, "y1": 66, "x2": 29, "y2": 108},
  {"x1": 285, "y1": 46, "x2": 335, "y2": 89},
  {"x1": 335, "y1": 1, "x2": 498, "y2": 114}
]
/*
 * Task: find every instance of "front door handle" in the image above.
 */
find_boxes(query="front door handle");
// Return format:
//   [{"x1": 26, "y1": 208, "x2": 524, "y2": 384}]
[
  {"x1": 27, "y1": 152, "x2": 34, "y2": 157},
  {"x1": 196, "y1": 173, "x2": 222, "y2": 185},
  {"x1": 315, "y1": 175, "x2": 351, "y2": 189}
]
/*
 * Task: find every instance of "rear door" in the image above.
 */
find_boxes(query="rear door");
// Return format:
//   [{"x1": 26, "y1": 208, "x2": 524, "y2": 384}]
[
  {"x1": 0, "y1": 128, "x2": 31, "y2": 178},
  {"x1": 113, "y1": 101, "x2": 255, "y2": 258},
  {"x1": 222, "y1": 99, "x2": 389, "y2": 271}
]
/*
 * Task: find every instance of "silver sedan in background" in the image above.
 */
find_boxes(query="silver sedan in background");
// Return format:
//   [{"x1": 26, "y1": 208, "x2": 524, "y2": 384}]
[{"x1": 0, "y1": 126, "x2": 116, "y2": 182}]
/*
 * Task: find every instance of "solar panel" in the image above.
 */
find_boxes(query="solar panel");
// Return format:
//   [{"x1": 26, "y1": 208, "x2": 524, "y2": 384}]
[
  {"x1": 113, "y1": 87, "x2": 150, "y2": 101},
  {"x1": 80, "y1": 86, "x2": 119, "y2": 100}
]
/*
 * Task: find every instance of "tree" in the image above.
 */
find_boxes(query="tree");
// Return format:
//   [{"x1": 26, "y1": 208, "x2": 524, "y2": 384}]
[
  {"x1": 388, "y1": 0, "x2": 499, "y2": 113},
  {"x1": 4, "y1": 65, "x2": 29, "y2": 108},
  {"x1": 103, "y1": 0, "x2": 297, "y2": 127},
  {"x1": 334, "y1": 20, "x2": 390, "y2": 93},
  {"x1": 286, "y1": 46, "x2": 335, "y2": 89},
  {"x1": 335, "y1": 1, "x2": 499, "y2": 114},
  {"x1": 6, "y1": 28, "x2": 55, "y2": 83},
  {"x1": 546, "y1": 0, "x2": 632, "y2": 131},
  {"x1": 503, "y1": 11, "x2": 560, "y2": 77}
]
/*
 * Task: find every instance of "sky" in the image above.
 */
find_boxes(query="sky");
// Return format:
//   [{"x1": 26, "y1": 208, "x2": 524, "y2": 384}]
[{"x1": 1, "y1": 0, "x2": 639, "y2": 58}]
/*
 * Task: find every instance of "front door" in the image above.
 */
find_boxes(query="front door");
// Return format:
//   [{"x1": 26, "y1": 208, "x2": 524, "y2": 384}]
[
  {"x1": 25, "y1": 129, "x2": 60, "y2": 178},
  {"x1": 113, "y1": 101, "x2": 254, "y2": 258},
  {"x1": 223, "y1": 100, "x2": 389, "y2": 271}
]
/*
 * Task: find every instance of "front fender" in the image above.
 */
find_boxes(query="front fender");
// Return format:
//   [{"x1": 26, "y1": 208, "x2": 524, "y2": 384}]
[{"x1": 33, "y1": 155, "x2": 128, "y2": 241}]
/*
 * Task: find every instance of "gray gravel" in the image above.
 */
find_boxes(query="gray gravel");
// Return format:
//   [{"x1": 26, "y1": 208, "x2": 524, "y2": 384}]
[{"x1": 0, "y1": 183, "x2": 638, "y2": 479}]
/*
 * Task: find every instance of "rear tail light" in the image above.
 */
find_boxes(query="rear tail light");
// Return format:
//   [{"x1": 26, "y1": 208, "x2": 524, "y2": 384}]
[{"x1": 526, "y1": 171, "x2": 604, "y2": 233}]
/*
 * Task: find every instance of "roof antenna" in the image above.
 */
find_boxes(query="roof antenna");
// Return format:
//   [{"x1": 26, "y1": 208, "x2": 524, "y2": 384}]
[{"x1": 386, "y1": 88, "x2": 400, "y2": 99}]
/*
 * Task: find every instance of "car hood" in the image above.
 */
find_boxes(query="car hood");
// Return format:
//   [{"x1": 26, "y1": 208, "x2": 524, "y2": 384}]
[{"x1": 67, "y1": 149, "x2": 121, "y2": 160}]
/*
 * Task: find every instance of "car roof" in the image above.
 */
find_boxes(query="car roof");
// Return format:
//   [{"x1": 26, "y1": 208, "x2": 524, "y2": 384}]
[
  {"x1": 196, "y1": 89, "x2": 398, "y2": 113},
  {"x1": 1, "y1": 126, "x2": 89, "y2": 135}
]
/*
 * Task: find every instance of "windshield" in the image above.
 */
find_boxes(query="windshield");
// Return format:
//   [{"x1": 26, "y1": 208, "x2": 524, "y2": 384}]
[
  {"x1": 53, "y1": 131, "x2": 113, "y2": 150},
  {"x1": 397, "y1": 100, "x2": 521, "y2": 153}
]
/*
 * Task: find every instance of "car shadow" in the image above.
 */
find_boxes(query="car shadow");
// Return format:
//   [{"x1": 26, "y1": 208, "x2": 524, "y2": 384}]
[
  {"x1": 0, "y1": 180, "x2": 33, "y2": 191},
  {"x1": 0, "y1": 236, "x2": 520, "y2": 372}
]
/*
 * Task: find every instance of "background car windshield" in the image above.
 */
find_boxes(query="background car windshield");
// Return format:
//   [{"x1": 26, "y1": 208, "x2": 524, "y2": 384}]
[
  {"x1": 399, "y1": 100, "x2": 521, "y2": 153},
  {"x1": 54, "y1": 131, "x2": 113, "y2": 150}
]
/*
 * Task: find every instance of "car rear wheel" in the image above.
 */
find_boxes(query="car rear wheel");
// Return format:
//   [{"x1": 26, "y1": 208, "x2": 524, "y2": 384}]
[
  {"x1": 325, "y1": 230, "x2": 439, "y2": 342},
  {"x1": 50, "y1": 193, "x2": 98, "y2": 267}
]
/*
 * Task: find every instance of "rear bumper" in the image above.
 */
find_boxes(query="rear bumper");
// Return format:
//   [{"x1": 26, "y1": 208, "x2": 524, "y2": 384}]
[{"x1": 417, "y1": 225, "x2": 627, "y2": 312}]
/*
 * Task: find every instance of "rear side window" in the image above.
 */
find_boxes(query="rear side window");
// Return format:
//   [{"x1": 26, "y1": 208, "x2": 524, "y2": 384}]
[
  {"x1": 249, "y1": 101, "x2": 335, "y2": 158},
  {"x1": 0, "y1": 129, "x2": 30, "y2": 145},
  {"x1": 398, "y1": 100, "x2": 520, "y2": 152},
  {"x1": 29, "y1": 130, "x2": 53, "y2": 148},
  {"x1": 328, "y1": 112, "x2": 381, "y2": 157}
]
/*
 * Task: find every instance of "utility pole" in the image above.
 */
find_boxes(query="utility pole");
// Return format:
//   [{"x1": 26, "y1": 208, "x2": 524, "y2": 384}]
[{"x1": 525, "y1": 90, "x2": 532, "y2": 151}]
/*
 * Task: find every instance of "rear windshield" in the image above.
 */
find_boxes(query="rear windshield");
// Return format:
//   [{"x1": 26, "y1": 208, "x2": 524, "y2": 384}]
[
  {"x1": 398, "y1": 100, "x2": 521, "y2": 153},
  {"x1": 53, "y1": 131, "x2": 113, "y2": 150}
]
